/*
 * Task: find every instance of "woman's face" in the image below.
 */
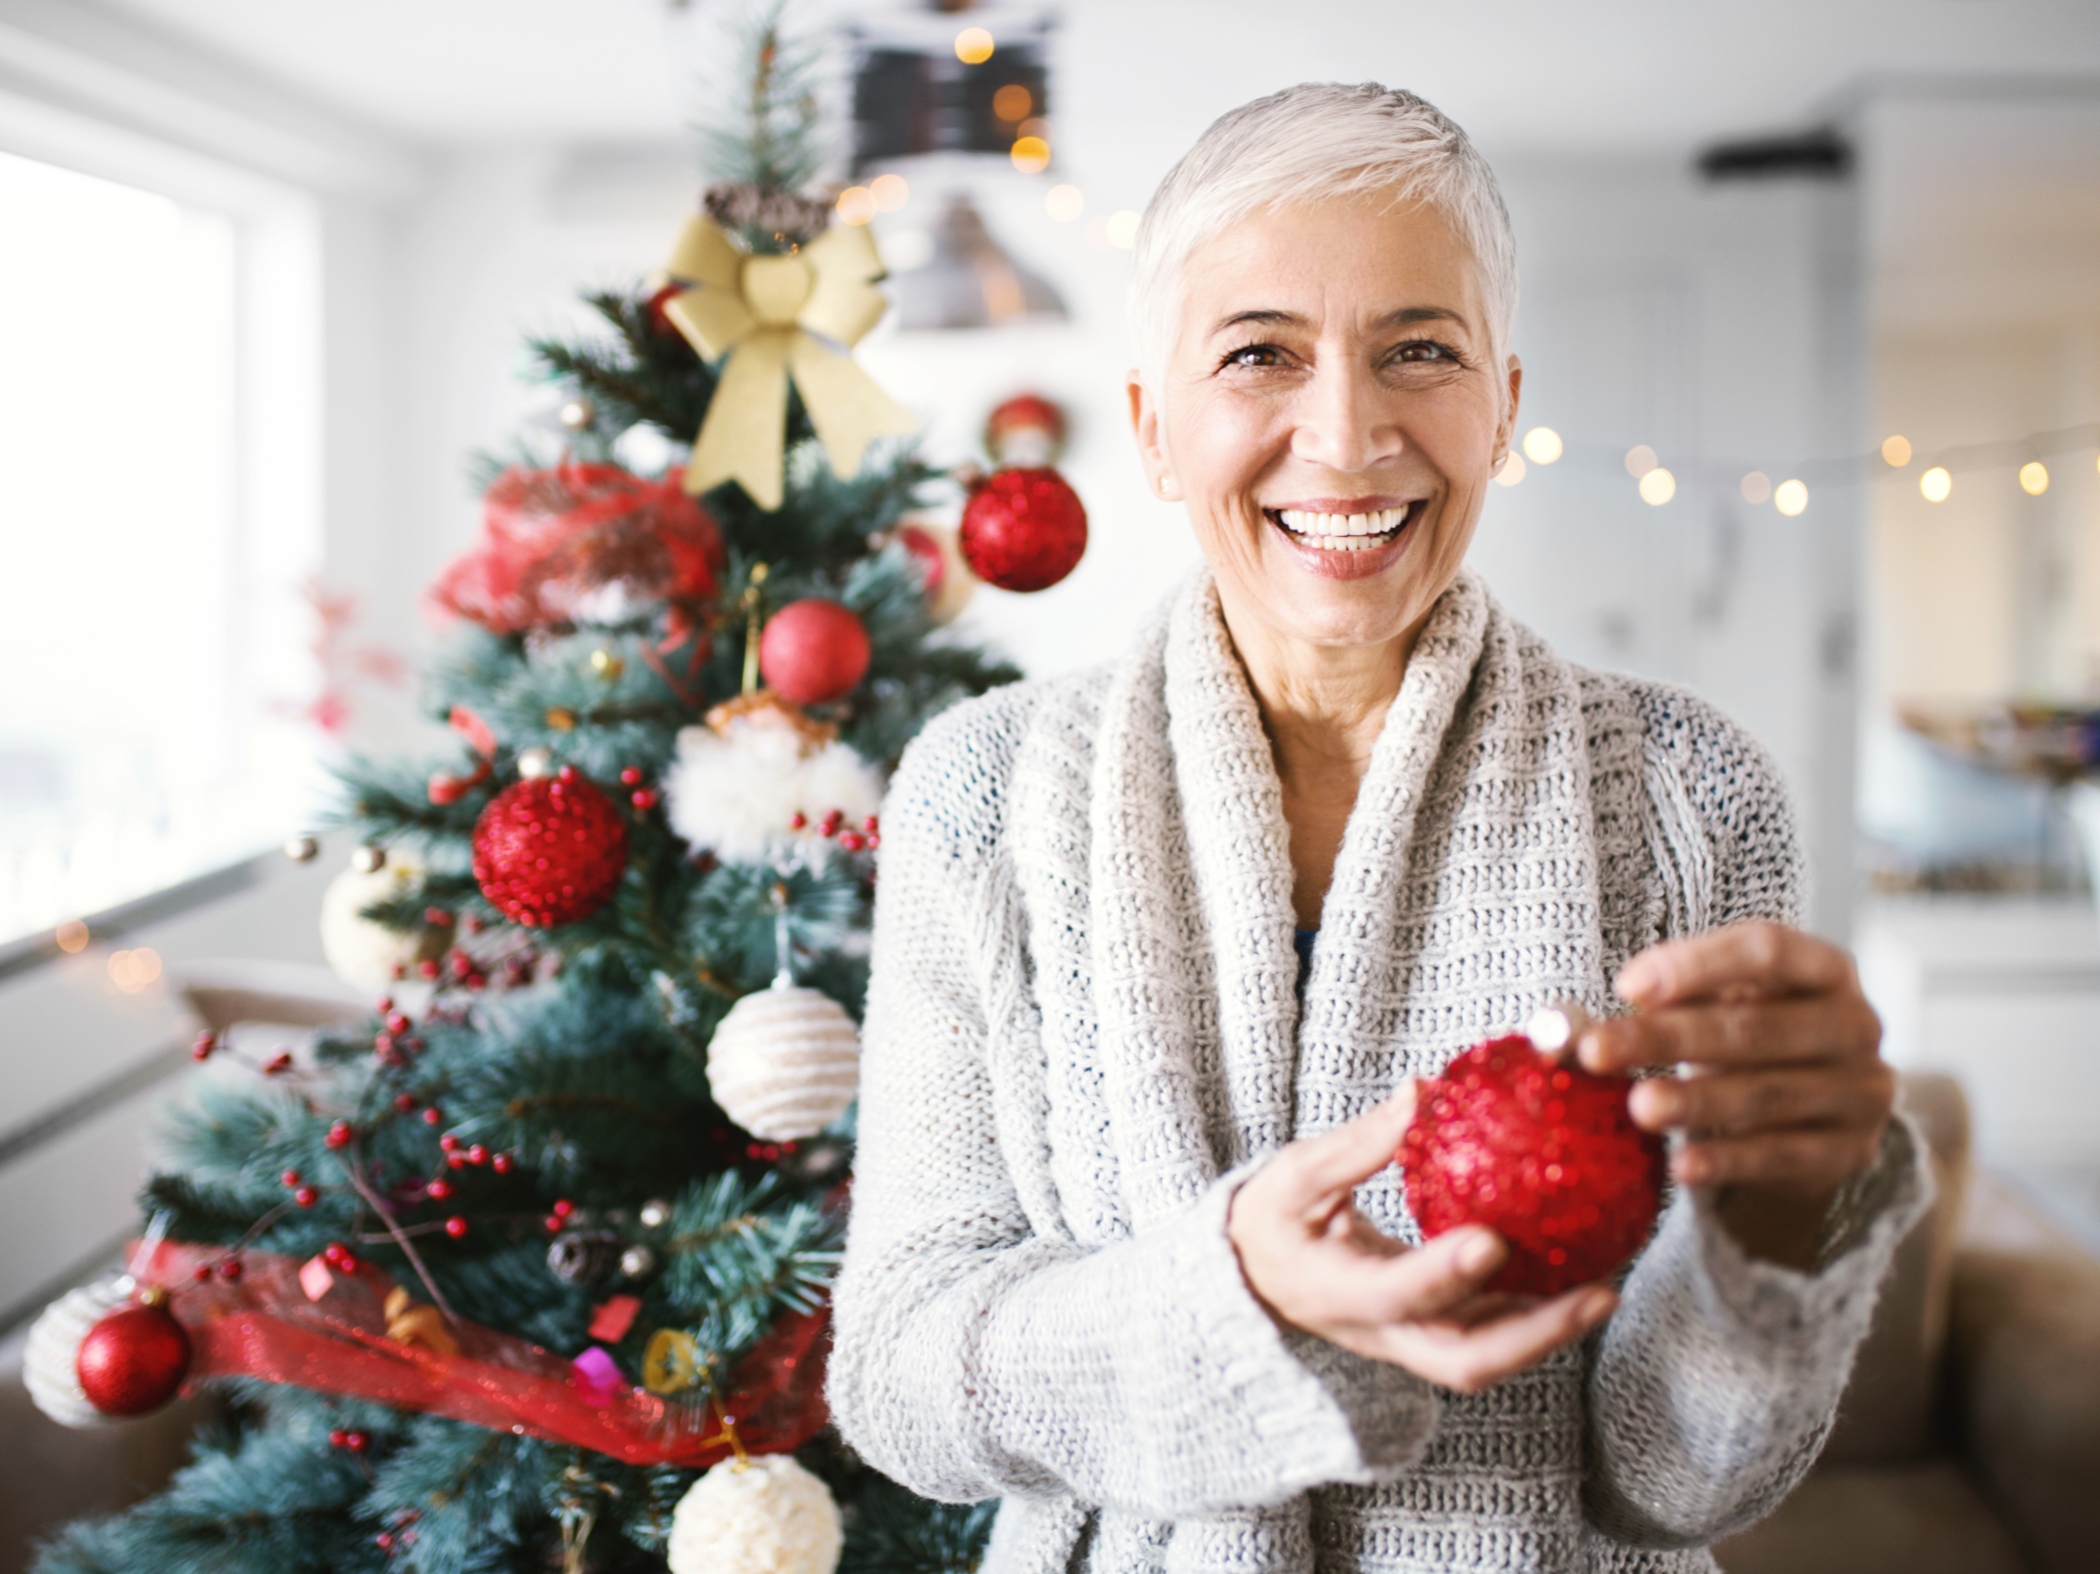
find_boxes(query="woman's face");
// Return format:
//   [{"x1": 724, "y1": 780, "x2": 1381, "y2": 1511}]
[{"x1": 1130, "y1": 194, "x2": 1520, "y2": 657}]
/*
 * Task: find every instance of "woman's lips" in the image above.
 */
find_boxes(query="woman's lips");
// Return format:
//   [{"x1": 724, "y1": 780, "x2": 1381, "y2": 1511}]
[{"x1": 1266, "y1": 501, "x2": 1420, "y2": 579}]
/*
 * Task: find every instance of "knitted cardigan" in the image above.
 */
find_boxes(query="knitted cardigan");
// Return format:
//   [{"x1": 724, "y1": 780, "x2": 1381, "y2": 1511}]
[{"x1": 830, "y1": 569, "x2": 1928, "y2": 1574}]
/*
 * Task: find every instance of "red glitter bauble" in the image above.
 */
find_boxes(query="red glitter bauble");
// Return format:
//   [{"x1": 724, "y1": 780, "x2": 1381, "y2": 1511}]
[
  {"x1": 960, "y1": 467, "x2": 1087, "y2": 592},
  {"x1": 76, "y1": 1302, "x2": 192, "y2": 1417},
  {"x1": 1399, "y1": 1034, "x2": 1664, "y2": 1296},
  {"x1": 758, "y1": 598, "x2": 871, "y2": 706},
  {"x1": 471, "y1": 775, "x2": 628, "y2": 928}
]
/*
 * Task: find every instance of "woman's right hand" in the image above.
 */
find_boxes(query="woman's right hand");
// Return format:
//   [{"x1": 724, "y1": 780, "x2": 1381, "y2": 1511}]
[{"x1": 1227, "y1": 1086, "x2": 1618, "y2": 1392}]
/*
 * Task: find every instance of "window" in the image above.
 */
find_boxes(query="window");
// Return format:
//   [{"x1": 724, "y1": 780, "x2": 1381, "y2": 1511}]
[{"x1": 0, "y1": 150, "x2": 322, "y2": 945}]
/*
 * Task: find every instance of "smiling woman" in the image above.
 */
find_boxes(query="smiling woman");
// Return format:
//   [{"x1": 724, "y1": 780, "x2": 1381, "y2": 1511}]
[{"x1": 830, "y1": 82, "x2": 1927, "y2": 1574}]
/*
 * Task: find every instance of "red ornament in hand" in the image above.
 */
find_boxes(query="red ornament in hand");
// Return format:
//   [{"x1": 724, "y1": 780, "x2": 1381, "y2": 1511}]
[
  {"x1": 472, "y1": 774, "x2": 629, "y2": 928},
  {"x1": 76, "y1": 1300, "x2": 192, "y2": 1417},
  {"x1": 758, "y1": 599, "x2": 871, "y2": 706},
  {"x1": 960, "y1": 467, "x2": 1087, "y2": 592},
  {"x1": 1400, "y1": 1034, "x2": 1664, "y2": 1296}
]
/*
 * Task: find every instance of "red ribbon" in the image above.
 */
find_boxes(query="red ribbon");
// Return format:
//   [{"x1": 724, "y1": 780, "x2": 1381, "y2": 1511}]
[{"x1": 138, "y1": 1242, "x2": 828, "y2": 1467}]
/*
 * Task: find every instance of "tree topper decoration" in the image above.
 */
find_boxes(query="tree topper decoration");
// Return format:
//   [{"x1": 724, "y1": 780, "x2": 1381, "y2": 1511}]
[{"x1": 660, "y1": 215, "x2": 915, "y2": 511}]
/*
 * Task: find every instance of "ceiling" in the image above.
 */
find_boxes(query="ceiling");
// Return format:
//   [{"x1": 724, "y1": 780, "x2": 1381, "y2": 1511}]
[{"x1": 94, "y1": 0, "x2": 2100, "y2": 153}]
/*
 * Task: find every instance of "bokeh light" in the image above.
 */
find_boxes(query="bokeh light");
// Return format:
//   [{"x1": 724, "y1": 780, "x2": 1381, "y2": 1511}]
[
  {"x1": 1045, "y1": 184, "x2": 1084, "y2": 222},
  {"x1": 869, "y1": 173, "x2": 909, "y2": 213},
  {"x1": 1881, "y1": 435, "x2": 1912, "y2": 467},
  {"x1": 954, "y1": 27, "x2": 994, "y2": 64},
  {"x1": 1773, "y1": 478, "x2": 1809, "y2": 516},
  {"x1": 835, "y1": 186, "x2": 875, "y2": 225},
  {"x1": 1521, "y1": 427, "x2": 1563, "y2": 464},
  {"x1": 1496, "y1": 452, "x2": 1526, "y2": 487},
  {"x1": 1740, "y1": 471, "x2": 1772, "y2": 504},
  {"x1": 1105, "y1": 210, "x2": 1140, "y2": 249},
  {"x1": 108, "y1": 946, "x2": 161, "y2": 993},
  {"x1": 1624, "y1": 444, "x2": 1658, "y2": 478},
  {"x1": 2019, "y1": 461, "x2": 2050, "y2": 495},
  {"x1": 1009, "y1": 136, "x2": 1051, "y2": 174},
  {"x1": 992, "y1": 84, "x2": 1032, "y2": 122},
  {"x1": 1638, "y1": 467, "x2": 1676, "y2": 505},
  {"x1": 55, "y1": 918, "x2": 88, "y2": 953},
  {"x1": 1920, "y1": 466, "x2": 1953, "y2": 502}
]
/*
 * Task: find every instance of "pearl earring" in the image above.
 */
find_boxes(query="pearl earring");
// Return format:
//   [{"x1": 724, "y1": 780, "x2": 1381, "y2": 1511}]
[{"x1": 1157, "y1": 476, "x2": 1179, "y2": 499}]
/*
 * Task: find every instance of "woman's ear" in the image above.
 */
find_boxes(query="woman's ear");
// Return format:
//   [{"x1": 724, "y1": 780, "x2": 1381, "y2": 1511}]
[
  {"x1": 1126, "y1": 370, "x2": 1177, "y2": 500},
  {"x1": 1496, "y1": 355, "x2": 1525, "y2": 465}
]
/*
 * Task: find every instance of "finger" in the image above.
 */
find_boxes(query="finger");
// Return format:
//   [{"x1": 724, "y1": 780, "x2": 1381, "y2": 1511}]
[
  {"x1": 1296, "y1": 1225, "x2": 1506, "y2": 1327},
  {"x1": 1582, "y1": 994, "x2": 1883, "y2": 1075},
  {"x1": 1674, "y1": 1123, "x2": 1886, "y2": 1193},
  {"x1": 1381, "y1": 1284, "x2": 1618, "y2": 1393},
  {"x1": 1265, "y1": 1085, "x2": 1418, "y2": 1206},
  {"x1": 1615, "y1": 922, "x2": 1854, "y2": 1008},
  {"x1": 1628, "y1": 1061, "x2": 1895, "y2": 1137}
]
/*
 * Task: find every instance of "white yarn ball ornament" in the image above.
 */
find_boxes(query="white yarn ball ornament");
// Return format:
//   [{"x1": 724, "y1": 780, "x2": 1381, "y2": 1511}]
[
  {"x1": 319, "y1": 854, "x2": 437, "y2": 992},
  {"x1": 707, "y1": 984, "x2": 861, "y2": 1141},
  {"x1": 24, "y1": 1278, "x2": 132, "y2": 1428},
  {"x1": 667, "y1": 1455, "x2": 842, "y2": 1574},
  {"x1": 665, "y1": 710, "x2": 882, "y2": 867}
]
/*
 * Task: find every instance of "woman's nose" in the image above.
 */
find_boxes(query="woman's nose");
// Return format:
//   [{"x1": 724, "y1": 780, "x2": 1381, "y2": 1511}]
[{"x1": 1289, "y1": 359, "x2": 1403, "y2": 473}]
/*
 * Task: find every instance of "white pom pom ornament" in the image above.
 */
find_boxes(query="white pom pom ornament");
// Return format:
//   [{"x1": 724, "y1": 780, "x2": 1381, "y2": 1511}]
[
  {"x1": 24, "y1": 1277, "x2": 131, "y2": 1428},
  {"x1": 665, "y1": 693, "x2": 882, "y2": 868},
  {"x1": 667, "y1": 1455, "x2": 841, "y2": 1574},
  {"x1": 708, "y1": 982, "x2": 861, "y2": 1142},
  {"x1": 319, "y1": 852, "x2": 443, "y2": 992}
]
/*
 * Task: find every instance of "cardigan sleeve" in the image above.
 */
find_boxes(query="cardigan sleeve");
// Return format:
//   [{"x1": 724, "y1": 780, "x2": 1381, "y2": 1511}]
[
  {"x1": 1580, "y1": 685, "x2": 1934, "y2": 1547},
  {"x1": 828, "y1": 699, "x2": 1440, "y2": 1520}
]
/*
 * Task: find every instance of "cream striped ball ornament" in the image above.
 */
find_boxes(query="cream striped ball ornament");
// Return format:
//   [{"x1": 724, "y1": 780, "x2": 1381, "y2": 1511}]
[
  {"x1": 24, "y1": 1277, "x2": 132, "y2": 1428},
  {"x1": 705, "y1": 980, "x2": 860, "y2": 1141}
]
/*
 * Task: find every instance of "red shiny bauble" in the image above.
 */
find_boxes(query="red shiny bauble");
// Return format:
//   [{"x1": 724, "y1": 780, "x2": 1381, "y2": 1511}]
[
  {"x1": 983, "y1": 393, "x2": 1066, "y2": 467},
  {"x1": 1399, "y1": 1034, "x2": 1664, "y2": 1296},
  {"x1": 758, "y1": 599, "x2": 871, "y2": 706},
  {"x1": 471, "y1": 775, "x2": 629, "y2": 928},
  {"x1": 960, "y1": 467, "x2": 1087, "y2": 592},
  {"x1": 76, "y1": 1302, "x2": 192, "y2": 1417}
]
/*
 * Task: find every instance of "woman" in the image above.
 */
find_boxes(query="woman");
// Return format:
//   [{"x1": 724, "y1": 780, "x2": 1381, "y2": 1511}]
[{"x1": 831, "y1": 83, "x2": 1925, "y2": 1574}]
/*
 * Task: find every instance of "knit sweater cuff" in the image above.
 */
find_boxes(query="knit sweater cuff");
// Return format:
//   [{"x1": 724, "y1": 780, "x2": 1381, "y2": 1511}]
[
  {"x1": 1682, "y1": 1110, "x2": 1934, "y2": 1346},
  {"x1": 1197, "y1": 1163, "x2": 1442, "y2": 1486}
]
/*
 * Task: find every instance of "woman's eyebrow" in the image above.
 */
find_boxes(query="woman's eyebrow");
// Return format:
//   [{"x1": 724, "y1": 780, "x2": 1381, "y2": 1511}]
[
  {"x1": 1380, "y1": 305, "x2": 1469, "y2": 330},
  {"x1": 1209, "y1": 305, "x2": 1472, "y2": 336},
  {"x1": 1211, "y1": 308, "x2": 1303, "y2": 335}
]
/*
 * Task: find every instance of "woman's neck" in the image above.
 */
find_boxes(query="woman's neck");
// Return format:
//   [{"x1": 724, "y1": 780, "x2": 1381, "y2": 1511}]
[{"x1": 1217, "y1": 592, "x2": 1428, "y2": 926}]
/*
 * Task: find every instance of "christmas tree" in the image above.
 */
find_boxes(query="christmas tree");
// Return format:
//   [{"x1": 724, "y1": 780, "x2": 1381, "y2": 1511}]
[{"x1": 24, "y1": 11, "x2": 1066, "y2": 1573}]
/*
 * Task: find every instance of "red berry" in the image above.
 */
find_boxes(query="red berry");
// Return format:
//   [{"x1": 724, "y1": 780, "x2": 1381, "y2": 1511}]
[
  {"x1": 862, "y1": 815, "x2": 880, "y2": 833},
  {"x1": 386, "y1": 1013, "x2": 411, "y2": 1035},
  {"x1": 395, "y1": 1093, "x2": 418, "y2": 1112},
  {"x1": 424, "y1": 1108, "x2": 444, "y2": 1127},
  {"x1": 467, "y1": 1144, "x2": 488, "y2": 1166},
  {"x1": 788, "y1": 810, "x2": 807, "y2": 830},
  {"x1": 193, "y1": 1264, "x2": 213, "y2": 1283},
  {"x1": 324, "y1": 1120, "x2": 354, "y2": 1149},
  {"x1": 838, "y1": 831, "x2": 865, "y2": 852},
  {"x1": 191, "y1": 1032, "x2": 217, "y2": 1062},
  {"x1": 282, "y1": 1169, "x2": 302, "y2": 1188},
  {"x1": 263, "y1": 1051, "x2": 293, "y2": 1075},
  {"x1": 550, "y1": 1199, "x2": 574, "y2": 1220},
  {"x1": 375, "y1": 1532, "x2": 394, "y2": 1551},
  {"x1": 329, "y1": 1428, "x2": 348, "y2": 1447},
  {"x1": 425, "y1": 1178, "x2": 453, "y2": 1201},
  {"x1": 1399, "y1": 1034, "x2": 1665, "y2": 1297},
  {"x1": 344, "y1": 1430, "x2": 368, "y2": 1452},
  {"x1": 294, "y1": 1185, "x2": 319, "y2": 1207},
  {"x1": 620, "y1": 767, "x2": 643, "y2": 787},
  {"x1": 491, "y1": 1152, "x2": 514, "y2": 1175},
  {"x1": 630, "y1": 788, "x2": 658, "y2": 810},
  {"x1": 448, "y1": 1151, "x2": 469, "y2": 1169},
  {"x1": 422, "y1": 907, "x2": 453, "y2": 928},
  {"x1": 217, "y1": 1259, "x2": 243, "y2": 1282},
  {"x1": 323, "y1": 1242, "x2": 346, "y2": 1267},
  {"x1": 819, "y1": 808, "x2": 843, "y2": 837},
  {"x1": 443, "y1": 1216, "x2": 468, "y2": 1239},
  {"x1": 544, "y1": 1214, "x2": 564, "y2": 1232},
  {"x1": 417, "y1": 959, "x2": 440, "y2": 979},
  {"x1": 375, "y1": 996, "x2": 394, "y2": 1015}
]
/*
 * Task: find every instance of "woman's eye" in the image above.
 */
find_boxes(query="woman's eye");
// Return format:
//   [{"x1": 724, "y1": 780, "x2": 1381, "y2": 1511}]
[
  {"x1": 1222, "y1": 343, "x2": 1285, "y2": 369},
  {"x1": 1392, "y1": 340, "x2": 1460, "y2": 365}
]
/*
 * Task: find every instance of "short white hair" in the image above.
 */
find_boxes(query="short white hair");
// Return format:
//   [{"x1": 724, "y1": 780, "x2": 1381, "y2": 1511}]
[{"x1": 1130, "y1": 82, "x2": 1517, "y2": 386}]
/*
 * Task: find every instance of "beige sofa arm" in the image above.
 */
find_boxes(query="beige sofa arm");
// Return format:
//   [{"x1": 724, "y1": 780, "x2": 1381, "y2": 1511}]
[{"x1": 1949, "y1": 1248, "x2": 2100, "y2": 1574}]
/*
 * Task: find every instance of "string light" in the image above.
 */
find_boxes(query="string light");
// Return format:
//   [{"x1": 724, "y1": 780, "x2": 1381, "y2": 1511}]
[
  {"x1": 835, "y1": 186, "x2": 875, "y2": 225},
  {"x1": 1496, "y1": 452, "x2": 1526, "y2": 486},
  {"x1": 869, "y1": 173, "x2": 909, "y2": 213},
  {"x1": 1638, "y1": 467, "x2": 1676, "y2": 505},
  {"x1": 2019, "y1": 461, "x2": 2050, "y2": 495},
  {"x1": 1920, "y1": 466, "x2": 1953, "y2": 502},
  {"x1": 954, "y1": 27, "x2": 994, "y2": 64},
  {"x1": 1882, "y1": 435, "x2": 1912, "y2": 466},
  {"x1": 1045, "y1": 184, "x2": 1084, "y2": 222},
  {"x1": 1624, "y1": 445, "x2": 1658, "y2": 478},
  {"x1": 1522, "y1": 427, "x2": 1563, "y2": 464},
  {"x1": 1773, "y1": 478, "x2": 1809, "y2": 516},
  {"x1": 1741, "y1": 471, "x2": 1772, "y2": 504},
  {"x1": 1009, "y1": 136, "x2": 1050, "y2": 174}
]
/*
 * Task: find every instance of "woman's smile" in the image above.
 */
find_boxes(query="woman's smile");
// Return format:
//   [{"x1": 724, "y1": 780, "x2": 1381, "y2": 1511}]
[{"x1": 1266, "y1": 498, "x2": 1424, "y2": 578}]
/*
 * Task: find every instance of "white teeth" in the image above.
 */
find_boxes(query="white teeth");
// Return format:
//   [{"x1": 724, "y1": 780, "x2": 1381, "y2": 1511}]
[{"x1": 1275, "y1": 505, "x2": 1410, "y2": 538}]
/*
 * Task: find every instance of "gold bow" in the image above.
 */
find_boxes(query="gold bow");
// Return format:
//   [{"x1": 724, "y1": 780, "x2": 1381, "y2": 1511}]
[
  {"x1": 661, "y1": 216, "x2": 916, "y2": 512},
  {"x1": 641, "y1": 1326, "x2": 706, "y2": 1395}
]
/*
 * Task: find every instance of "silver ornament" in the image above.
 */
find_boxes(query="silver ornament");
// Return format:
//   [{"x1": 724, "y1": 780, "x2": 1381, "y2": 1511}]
[
  {"x1": 638, "y1": 1198, "x2": 671, "y2": 1230},
  {"x1": 517, "y1": 747, "x2": 556, "y2": 780},
  {"x1": 350, "y1": 844, "x2": 387, "y2": 875},
  {"x1": 618, "y1": 1244, "x2": 656, "y2": 1280},
  {"x1": 546, "y1": 1231, "x2": 618, "y2": 1286},
  {"x1": 705, "y1": 983, "x2": 861, "y2": 1142},
  {"x1": 284, "y1": 834, "x2": 321, "y2": 863}
]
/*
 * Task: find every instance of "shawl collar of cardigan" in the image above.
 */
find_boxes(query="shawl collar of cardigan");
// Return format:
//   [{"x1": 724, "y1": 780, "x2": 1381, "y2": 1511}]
[{"x1": 1031, "y1": 565, "x2": 1617, "y2": 1245}]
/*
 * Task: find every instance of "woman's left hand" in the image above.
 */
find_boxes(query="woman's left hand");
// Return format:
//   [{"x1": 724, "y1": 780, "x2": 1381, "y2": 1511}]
[{"x1": 1576, "y1": 921, "x2": 1895, "y2": 1269}]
